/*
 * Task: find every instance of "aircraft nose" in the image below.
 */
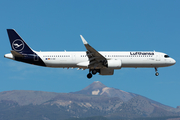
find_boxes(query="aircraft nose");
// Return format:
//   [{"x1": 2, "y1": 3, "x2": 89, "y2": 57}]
[{"x1": 171, "y1": 58, "x2": 176, "y2": 65}]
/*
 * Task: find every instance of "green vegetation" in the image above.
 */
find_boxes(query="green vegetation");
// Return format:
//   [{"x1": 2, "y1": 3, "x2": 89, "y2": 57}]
[
  {"x1": 66, "y1": 116, "x2": 109, "y2": 120},
  {"x1": 0, "y1": 101, "x2": 179, "y2": 120},
  {"x1": 0, "y1": 103, "x2": 70, "y2": 120},
  {"x1": 133, "y1": 116, "x2": 180, "y2": 120}
]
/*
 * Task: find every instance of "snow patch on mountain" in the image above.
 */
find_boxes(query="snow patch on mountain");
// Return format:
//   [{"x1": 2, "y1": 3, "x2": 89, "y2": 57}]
[
  {"x1": 100, "y1": 87, "x2": 111, "y2": 95},
  {"x1": 92, "y1": 89, "x2": 100, "y2": 95}
]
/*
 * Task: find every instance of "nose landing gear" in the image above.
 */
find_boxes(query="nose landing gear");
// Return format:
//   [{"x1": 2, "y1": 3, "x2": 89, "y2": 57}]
[{"x1": 155, "y1": 67, "x2": 159, "y2": 76}]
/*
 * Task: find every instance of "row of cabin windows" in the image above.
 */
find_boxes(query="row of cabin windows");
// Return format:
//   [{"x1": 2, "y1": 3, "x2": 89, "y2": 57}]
[
  {"x1": 81, "y1": 55, "x2": 153, "y2": 57},
  {"x1": 109, "y1": 55, "x2": 153, "y2": 57},
  {"x1": 44, "y1": 55, "x2": 154, "y2": 58},
  {"x1": 43, "y1": 55, "x2": 70, "y2": 57},
  {"x1": 81, "y1": 55, "x2": 87, "y2": 57}
]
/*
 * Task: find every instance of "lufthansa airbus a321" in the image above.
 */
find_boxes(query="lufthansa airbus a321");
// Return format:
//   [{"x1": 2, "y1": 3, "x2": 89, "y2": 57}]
[{"x1": 4, "y1": 29, "x2": 176, "y2": 79}]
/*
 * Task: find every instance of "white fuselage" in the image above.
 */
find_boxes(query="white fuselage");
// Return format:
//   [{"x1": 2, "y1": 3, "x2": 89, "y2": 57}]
[{"x1": 34, "y1": 51, "x2": 175, "y2": 69}]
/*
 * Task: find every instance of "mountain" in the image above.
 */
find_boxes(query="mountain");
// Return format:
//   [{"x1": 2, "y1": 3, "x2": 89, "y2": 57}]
[
  {"x1": 0, "y1": 90, "x2": 59, "y2": 105},
  {"x1": 0, "y1": 81, "x2": 179, "y2": 120},
  {"x1": 74, "y1": 82, "x2": 180, "y2": 116},
  {"x1": 73, "y1": 81, "x2": 179, "y2": 113},
  {"x1": 74, "y1": 81, "x2": 137, "y2": 101}
]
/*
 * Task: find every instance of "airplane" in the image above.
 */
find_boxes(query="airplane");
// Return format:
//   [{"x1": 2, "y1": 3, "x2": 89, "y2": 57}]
[{"x1": 4, "y1": 29, "x2": 176, "y2": 79}]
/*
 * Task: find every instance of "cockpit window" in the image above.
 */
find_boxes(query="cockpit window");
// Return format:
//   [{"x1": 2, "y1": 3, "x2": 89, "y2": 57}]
[{"x1": 164, "y1": 55, "x2": 170, "y2": 58}]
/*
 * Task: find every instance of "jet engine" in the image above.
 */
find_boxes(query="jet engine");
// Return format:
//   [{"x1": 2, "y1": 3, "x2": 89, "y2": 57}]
[
  {"x1": 107, "y1": 59, "x2": 122, "y2": 69},
  {"x1": 99, "y1": 60, "x2": 122, "y2": 75}
]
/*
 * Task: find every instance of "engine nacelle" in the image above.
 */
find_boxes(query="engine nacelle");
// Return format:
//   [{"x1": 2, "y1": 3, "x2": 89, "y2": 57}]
[
  {"x1": 107, "y1": 59, "x2": 122, "y2": 69},
  {"x1": 99, "y1": 68, "x2": 114, "y2": 75}
]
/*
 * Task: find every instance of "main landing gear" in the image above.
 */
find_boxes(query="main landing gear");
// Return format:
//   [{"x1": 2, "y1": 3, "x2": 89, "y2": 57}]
[
  {"x1": 87, "y1": 68, "x2": 160, "y2": 78},
  {"x1": 155, "y1": 67, "x2": 159, "y2": 76},
  {"x1": 87, "y1": 69, "x2": 100, "y2": 79},
  {"x1": 87, "y1": 73, "x2": 92, "y2": 79}
]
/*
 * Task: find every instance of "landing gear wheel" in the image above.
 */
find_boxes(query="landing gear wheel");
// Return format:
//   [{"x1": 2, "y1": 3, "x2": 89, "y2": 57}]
[
  {"x1": 154, "y1": 67, "x2": 159, "y2": 76},
  {"x1": 92, "y1": 69, "x2": 97, "y2": 75},
  {"x1": 87, "y1": 73, "x2": 92, "y2": 79},
  {"x1": 155, "y1": 72, "x2": 159, "y2": 76}
]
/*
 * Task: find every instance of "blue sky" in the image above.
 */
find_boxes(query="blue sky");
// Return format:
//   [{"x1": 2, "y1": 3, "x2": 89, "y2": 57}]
[{"x1": 0, "y1": 1, "x2": 180, "y2": 108}]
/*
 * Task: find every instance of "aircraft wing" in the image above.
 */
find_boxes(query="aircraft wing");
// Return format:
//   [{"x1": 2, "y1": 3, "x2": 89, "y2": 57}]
[{"x1": 80, "y1": 35, "x2": 108, "y2": 69}]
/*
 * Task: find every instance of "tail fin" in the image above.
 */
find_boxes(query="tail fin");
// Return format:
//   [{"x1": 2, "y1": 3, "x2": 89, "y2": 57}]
[{"x1": 7, "y1": 29, "x2": 34, "y2": 54}]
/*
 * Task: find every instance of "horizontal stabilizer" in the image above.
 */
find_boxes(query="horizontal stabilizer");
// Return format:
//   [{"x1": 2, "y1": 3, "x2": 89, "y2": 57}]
[{"x1": 11, "y1": 50, "x2": 24, "y2": 57}]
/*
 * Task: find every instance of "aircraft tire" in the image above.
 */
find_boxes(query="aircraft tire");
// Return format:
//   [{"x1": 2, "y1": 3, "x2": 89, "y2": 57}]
[
  {"x1": 92, "y1": 69, "x2": 97, "y2": 75},
  {"x1": 155, "y1": 72, "x2": 159, "y2": 76},
  {"x1": 87, "y1": 73, "x2": 92, "y2": 79}
]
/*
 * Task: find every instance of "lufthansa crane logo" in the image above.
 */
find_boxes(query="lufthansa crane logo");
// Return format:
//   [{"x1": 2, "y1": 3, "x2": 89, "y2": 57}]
[{"x1": 12, "y1": 39, "x2": 24, "y2": 51}]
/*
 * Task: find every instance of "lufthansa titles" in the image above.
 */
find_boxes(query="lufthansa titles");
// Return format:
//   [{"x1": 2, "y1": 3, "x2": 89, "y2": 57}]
[{"x1": 130, "y1": 52, "x2": 154, "y2": 55}]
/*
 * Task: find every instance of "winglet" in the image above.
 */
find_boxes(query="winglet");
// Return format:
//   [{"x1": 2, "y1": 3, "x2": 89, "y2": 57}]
[{"x1": 80, "y1": 35, "x2": 88, "y2": 45}]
